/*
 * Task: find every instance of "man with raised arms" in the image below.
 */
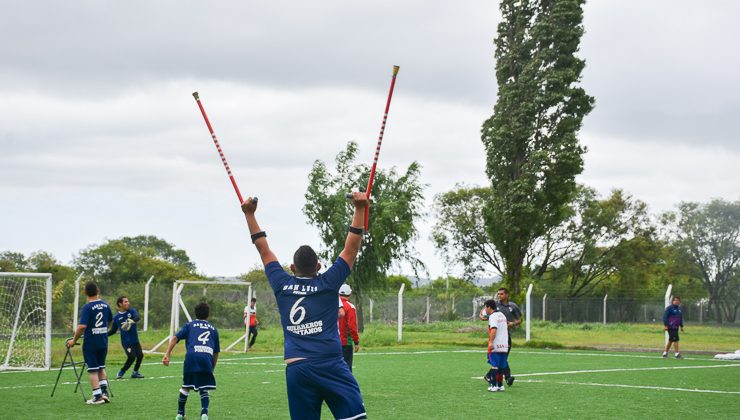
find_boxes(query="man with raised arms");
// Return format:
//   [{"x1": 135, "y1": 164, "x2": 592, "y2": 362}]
[{"x1": 241, "y1": 193, "x2": 368, "y2": 420}]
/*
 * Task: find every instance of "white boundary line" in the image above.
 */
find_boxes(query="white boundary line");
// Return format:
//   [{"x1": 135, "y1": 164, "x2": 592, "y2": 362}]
[
  {"x1": 12, "y1": 348, "x2": 739, "y2": 374},
  {"x1": 520, "y1": 379, "x2": 740, "y2": 395},
  {"x1": 472, "y1": 363, "x2": 740, "y2": 379}
]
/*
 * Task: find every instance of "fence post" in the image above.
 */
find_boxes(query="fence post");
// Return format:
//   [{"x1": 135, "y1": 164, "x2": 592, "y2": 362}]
[
  {"x1": 369, "y1": 298, "x2": 374, "y2": 323},
  {"x1": 664, "y1": 284, "x2": 673, "y2": 347},
  {"x1": 397, "y1": 284, "x2": 405, "y2": 342},
  {"x1": 542, "y1": 294, "x2": 547, "y2": 321},
  {"x1": 425, "y1": 296, "x2": 430, "y2": 324},
  {"x1": 603, "y1": 294, "x2": 608, "y2": 325},
  {"x1": 72, "y1": 273, "x2": 82, "y2": 331},
  {"x1": 699, "y1": 301, "x2": 703, "y2": 323},
  {"x1": 525, "y1": 283, "x2": 533, "y2": 342},
  {"x1": 143, "y1": 275, "x2": 154, "y2": 331}
]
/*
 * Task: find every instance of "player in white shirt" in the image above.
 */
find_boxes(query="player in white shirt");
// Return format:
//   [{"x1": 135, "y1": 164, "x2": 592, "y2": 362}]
[{"x1": 480, "y1": 299, "x2": 509, "y2": 392}]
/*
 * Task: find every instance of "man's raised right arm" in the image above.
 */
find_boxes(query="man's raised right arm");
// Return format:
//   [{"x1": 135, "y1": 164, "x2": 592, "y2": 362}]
[
  {"x1": 338, "y1": 192, "x2": 369, "y2": 269},
  {"x1": 241, "y1": 198, "x2": 278, "y2": 267}
]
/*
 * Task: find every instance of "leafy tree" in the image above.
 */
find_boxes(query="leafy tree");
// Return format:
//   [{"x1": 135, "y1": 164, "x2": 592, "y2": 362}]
[
  {"x1": 481, "y1": 0, "x2": 594, "y2": 295},
  {"x1": 387, "y1": 275, "x2": 413, "y2": 292},
  {"x1": 662, "y1": 199, "x2": 740, "y2": 322},
  {"x1": 543, "y1": 189, "x2": 655, "y2": 297},
  {"x1": 432, "y1": 185, "x2": 502, "y2": 279},
  {"x1": 0, "y1": 250, "x2": 79, "y2": 330},
  {"x1": 74, "y1": 235, "x2": 200, "y2": 290},
  {"x1": 304, "y1": 141, "x2": 426, "y2": 329}
]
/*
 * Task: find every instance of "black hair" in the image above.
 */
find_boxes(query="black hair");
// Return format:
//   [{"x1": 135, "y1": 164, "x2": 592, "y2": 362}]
[
  {"x1": 293, "y1": 245, "x2": 319, "y2": 276},
  {"x1": 484, "y1": 299, "x2": 497, "y2": 310},
  {"x1": 497, "y1": 287, "x2": 509, "y2": 295},
  {"x1": 195, "y1": 302, "x2": 210, "y2": 320},
  {"x1": 116, "y1": 296, "x2": 128, "y2": 307},
  {"x1": 251, "y1": 297, "x2": 257, "y2": 303},
  {"x1": 673, "y1": 296, "x2": 681, "y2": 301},
  {"x1": 84, "y1": 282, "x2": 99, "y2": 297}
]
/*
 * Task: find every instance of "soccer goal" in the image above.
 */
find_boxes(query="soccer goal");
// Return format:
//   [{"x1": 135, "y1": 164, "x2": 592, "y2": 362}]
[
  {"x1": 148, "y1": 279, "x2": 252, "y2": 353},
  {"x1": 0, "y1": 272, "x2": 52, "y2": 370}
]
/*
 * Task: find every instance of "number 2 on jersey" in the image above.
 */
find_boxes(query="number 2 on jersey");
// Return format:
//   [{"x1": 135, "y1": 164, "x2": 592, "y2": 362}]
[{"x1": 95, "y1": 312, "x2": 104, "y2": 327}]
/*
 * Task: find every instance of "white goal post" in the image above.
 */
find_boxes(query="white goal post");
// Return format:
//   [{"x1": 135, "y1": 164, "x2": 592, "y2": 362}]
[
  {"x1": 0, "y1": 272, "x2": 52, "y2": 370},
  {"x1": 148, "y1": 279, "x2": 252, "y2": 353}
]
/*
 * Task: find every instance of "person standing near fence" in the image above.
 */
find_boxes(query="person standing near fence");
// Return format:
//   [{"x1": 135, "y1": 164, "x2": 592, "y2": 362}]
[
  {"x1": 339, "y1": 284, "x2": 360, "y2": 371},
  {"x1": 496, "y1": 287, "x2": 521, "y2": 386},
  {"x1": 662, "y1": 296, "x2": 684, "y2": 358},
  {"x1": 108, "y1": 296, "x2": 145, "y2": 379},
  {"x1": 241, "y1": 194, "x2": 368, "y2": 420},
  {"x1": 244, "y1": 297, "x2": 259, "y2": 349}
]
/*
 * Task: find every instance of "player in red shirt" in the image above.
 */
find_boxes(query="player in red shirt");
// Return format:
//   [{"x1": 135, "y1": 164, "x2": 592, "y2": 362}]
[{"x1": 338, "y1": 284, "x2": 360, "y2": 371}]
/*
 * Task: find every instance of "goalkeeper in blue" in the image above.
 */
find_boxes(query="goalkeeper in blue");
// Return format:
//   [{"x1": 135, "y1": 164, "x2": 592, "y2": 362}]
[
  {"x1": 163, "y1": 302, "x2": 220, "y2": 420},
  {"x1": 108, "y1": 296, "x2": 145, "y2": 379}
]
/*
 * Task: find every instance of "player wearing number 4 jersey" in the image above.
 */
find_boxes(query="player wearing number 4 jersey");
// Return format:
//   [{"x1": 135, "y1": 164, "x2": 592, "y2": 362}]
[
  {"x1": 242, "y1": 193, "x2": 368, "y2": 420},
  {"x1": 163, "y1": 302, "x2": 220, "y2": 420}
]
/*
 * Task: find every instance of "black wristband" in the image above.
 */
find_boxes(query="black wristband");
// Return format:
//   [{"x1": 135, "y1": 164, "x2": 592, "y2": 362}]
[
  {"x1": 348, "y1": 226, "x2": 363, "y2": 235},
  {"x1": 251, "y1": 231, "x2": 267, "y2": 243}
]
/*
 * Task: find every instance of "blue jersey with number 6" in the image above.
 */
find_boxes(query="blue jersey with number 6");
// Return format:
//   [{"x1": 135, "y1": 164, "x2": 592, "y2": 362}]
[
  {"x1": 176, "y1": 320, "x2": 220, "y2": 373},
  {"x1": 80, "y1": 300, "x2": 112, "y2": 349},
  {"x1": 266, "y1": 257, "x2": 350, "y2": 360}
]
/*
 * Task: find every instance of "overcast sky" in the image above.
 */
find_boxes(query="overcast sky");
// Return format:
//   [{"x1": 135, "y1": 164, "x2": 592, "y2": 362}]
[{"x1": 1, "y1": 1, "x2": 738, "y2": 279}]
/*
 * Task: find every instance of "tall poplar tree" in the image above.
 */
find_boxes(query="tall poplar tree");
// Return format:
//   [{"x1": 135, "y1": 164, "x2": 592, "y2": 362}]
[{"x1": 481, "y1": 0, "x2": 594, "y2": 294}]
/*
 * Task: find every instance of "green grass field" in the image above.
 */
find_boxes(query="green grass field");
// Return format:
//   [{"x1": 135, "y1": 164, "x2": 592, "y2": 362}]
[{"x1": 2, "y1": 322, "x2": 739, "y2": 419}]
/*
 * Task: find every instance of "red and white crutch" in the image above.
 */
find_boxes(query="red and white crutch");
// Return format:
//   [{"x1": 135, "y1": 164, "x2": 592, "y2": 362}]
[
  {"x1": 192, "y1": 92, "x2": 255, "y2": 206},
  {"x1": 347, "y1": 65, "x2": 400, "y2": 230}
]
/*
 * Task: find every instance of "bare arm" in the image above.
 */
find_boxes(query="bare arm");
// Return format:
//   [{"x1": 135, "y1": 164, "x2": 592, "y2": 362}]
[
  {"x1": 213, "y1": 352, "x2": 219, "y2": 369},
  {"x1": 162, "y1": 336, "x2": 179, "y2": 366},
  {"x1": 338, "y1": 192, "x2": 369, "y2": 269},
  {"x1": 67, "y1": 325, "x2": 86, "y2": 347},
  {"x1": 241, "y1": 198, "x2": 278, "y2": 266},
  {"x1": 488, "y1": 327, "x2": 496, "y2": 352}
]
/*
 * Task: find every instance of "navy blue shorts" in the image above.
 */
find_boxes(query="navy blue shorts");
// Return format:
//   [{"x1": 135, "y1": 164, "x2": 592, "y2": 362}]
[
  {"x1": 285, "y1": 357, "x2": 366, "y2": 420},
  {"x1": 667, "y1": 328, "x2": 680, "y2": 342},
  {"x1": 183, "y1": 371, "x2": 216, "y2": 391},
  {"x1": 83, "y1": 347, "x2": 107, "y2": 372},
  {"x1": 488, "y1": 352, "x2": 509, "y2": 369}
]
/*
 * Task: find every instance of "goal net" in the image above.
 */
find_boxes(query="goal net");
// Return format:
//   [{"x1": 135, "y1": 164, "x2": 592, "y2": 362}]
[
  {"x1": 149, "y1": 279, "x2": 252, "y2": 353},
  {"x1": 0, "y1": 272, "x2": 52, "y2": 370}
]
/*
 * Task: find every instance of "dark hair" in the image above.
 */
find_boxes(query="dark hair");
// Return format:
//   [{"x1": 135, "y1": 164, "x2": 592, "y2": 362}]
[
  {"x1": 251, "y1": 297, "x2": 257, "y2": 303},
  {"x1": 497, "y1": 287, "x2": 509, "y2": 295},
  {"x1": 293, "y1": 245, "x2": 319, "y2": 275},
  {"x1": 84, "y1": 282, "x2": 99, "y2": 297},
  {"x1": 195, "y1": 302, "x2": 210, "y2": 320},
  {"x1": 116, "y1": 296, "x2": 128, "y2": 307},
  {"x1": 673, "y1": 296, "x2": 681, "y2": 301},
  {"x1": 484, "y1": 299, "x2": 497, "y2": 310}
]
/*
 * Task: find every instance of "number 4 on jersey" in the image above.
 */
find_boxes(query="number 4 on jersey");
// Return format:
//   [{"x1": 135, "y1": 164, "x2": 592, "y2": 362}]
[{"x1": 198, "y1": 330, "x2": 211, "y2": 345}]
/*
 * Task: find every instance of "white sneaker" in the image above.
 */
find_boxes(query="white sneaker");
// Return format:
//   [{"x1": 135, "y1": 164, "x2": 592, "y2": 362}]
[
  {"x1": 488, "y1": 385, "x2": 499, "y2": 392},
  {"x1": 175, "y1": 414, "x2": 185, "y2": 420},
  {"x1": 86, "y1": 396, "x2": 106, "y2": 405},
  {"x1": 497, "y1": 385, "x2": 505, "y2": 392},
  {"x1": 201, "y1": 415, "x2": 208, "y2": 420}
]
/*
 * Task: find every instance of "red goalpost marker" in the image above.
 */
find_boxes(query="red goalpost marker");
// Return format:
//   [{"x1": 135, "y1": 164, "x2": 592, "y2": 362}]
[{"x1": 192, "y1": 92, "x2": 254, "y2": 206}]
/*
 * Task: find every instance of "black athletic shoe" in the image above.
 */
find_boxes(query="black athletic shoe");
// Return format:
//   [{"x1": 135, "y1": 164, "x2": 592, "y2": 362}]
[
  {"x1": 506, "y1": 376, "x2": 515, "y2": 386},
  {"x1": 483, "y1": 373, "x2": 491, "y2": 382},
  {"x1": 131, "y1": 371, "x2": 144, "y2": 379}
]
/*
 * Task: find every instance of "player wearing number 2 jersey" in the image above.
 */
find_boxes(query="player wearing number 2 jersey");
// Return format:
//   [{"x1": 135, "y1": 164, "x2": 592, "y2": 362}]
[
  {"x1": 67, "y1": 282, "x2": 113, "y2": 405},
  {"x1": 163, "y1": 302, "x2": 220, "y2": 420},
  {"x1": 242, "y1": 193, "x2": 368, "y2": 420}
]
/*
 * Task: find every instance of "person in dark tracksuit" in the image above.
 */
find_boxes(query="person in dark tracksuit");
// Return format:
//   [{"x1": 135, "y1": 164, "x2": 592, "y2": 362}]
[{"x1": 662, "y1": 296, "x2": 684, "y2": 358}]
